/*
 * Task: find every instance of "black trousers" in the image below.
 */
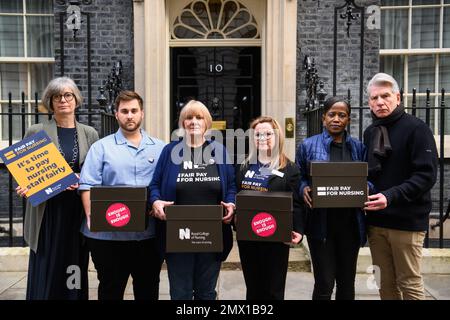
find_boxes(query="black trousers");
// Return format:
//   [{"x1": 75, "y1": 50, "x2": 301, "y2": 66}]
[
  {"x1": 238, "y1": 240, "x2": 290, "y2": 300},
  {"x1": 87, "y1": 237, "x2": 163, "y2": 300},
  {"x1": 308, "y1": 214, "x2": 360, "y2": 300}
]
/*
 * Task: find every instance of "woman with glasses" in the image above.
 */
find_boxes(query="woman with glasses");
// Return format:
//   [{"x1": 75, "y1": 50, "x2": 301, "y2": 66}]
[
  {"x1": 16, "y1": 77, "x2": 99, "y2": 300},
  {"x1": 236, "y1": 116, "x2": 305, "y2": 300},
  {"x1": 295, "y1": 96, "x2": 367, "y2": 300}
]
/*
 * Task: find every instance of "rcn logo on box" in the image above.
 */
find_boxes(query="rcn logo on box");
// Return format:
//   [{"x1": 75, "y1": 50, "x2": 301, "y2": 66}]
[
  {"x1": 179, "y1": 228, "x2": 191, "y2": 240},
  {"x1": 178, "y1": 227, "x2": 211, "y2": 241}
]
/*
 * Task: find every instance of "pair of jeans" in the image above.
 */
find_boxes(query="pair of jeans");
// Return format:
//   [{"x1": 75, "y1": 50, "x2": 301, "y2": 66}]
[{"x1": 165, "y1": 252, "x2": 222, "y2": 300}]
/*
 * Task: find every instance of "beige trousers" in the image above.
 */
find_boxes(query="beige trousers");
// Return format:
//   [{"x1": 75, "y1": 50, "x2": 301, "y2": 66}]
[{"x1": 368, "y1": 225, "x2": 426, "y2": 300}]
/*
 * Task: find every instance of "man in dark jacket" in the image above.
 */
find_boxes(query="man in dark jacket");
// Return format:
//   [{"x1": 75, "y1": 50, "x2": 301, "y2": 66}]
[{"x1": 364, "y1": 73, "x2": 438, "y2": 300}]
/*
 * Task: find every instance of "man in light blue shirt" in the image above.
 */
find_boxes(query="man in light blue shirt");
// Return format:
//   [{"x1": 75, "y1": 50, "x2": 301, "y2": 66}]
[{"x1": 79, "y1": 90, "x2": 165, "y2": 300}]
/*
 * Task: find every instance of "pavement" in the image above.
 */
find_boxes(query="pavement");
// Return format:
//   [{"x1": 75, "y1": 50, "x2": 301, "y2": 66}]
[
  {"x1": 1, "y1": 242, "x2": 449, "y2": 300},
  {"x1": 1, "y1": 269, "x2": 448, "y2": 300}
]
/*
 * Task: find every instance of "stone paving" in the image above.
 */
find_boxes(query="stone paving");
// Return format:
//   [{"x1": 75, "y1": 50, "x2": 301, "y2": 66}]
[
  {"x1": 1, "y1": 241, "x2": 449, "y2": 300},
  {"x1": 1, "y1": 269, "x2": 446, "y2": 300}
]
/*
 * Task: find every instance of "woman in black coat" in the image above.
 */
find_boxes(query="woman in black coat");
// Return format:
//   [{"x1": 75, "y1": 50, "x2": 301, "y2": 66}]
[{"x1": 236, "y1": 116, "x2": 305, "y2": 300}]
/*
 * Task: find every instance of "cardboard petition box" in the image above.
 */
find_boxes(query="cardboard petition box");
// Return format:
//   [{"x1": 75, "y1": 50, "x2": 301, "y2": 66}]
[
  {"x1": 310, "y1": 161, "x2": 367, "y2": 208},
  {"x1": 165, "y1": 205, "x2": 223, "y2": 253},
  {"x1": 90, "y1": 186, "x2": 147, "y2": 232},
  {"x1": 236, "y1": 190, "x2": 292, "y2": 242}
]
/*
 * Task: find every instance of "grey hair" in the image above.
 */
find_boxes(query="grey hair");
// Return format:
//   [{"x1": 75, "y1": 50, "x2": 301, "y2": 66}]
[
  {"x1": 42, "y1": 77, "x2": 83, "y2": 111},
  {"x1": 367, "y1": 72, "x2": 400, "y2": 94}
]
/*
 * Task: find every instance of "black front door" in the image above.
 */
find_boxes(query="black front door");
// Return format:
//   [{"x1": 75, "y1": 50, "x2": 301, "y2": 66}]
[{"x1": 171, "y1": 47, "x2": 261, "y2": 132}]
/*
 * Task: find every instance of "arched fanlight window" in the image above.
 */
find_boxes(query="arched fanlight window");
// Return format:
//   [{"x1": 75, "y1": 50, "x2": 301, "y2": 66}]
[{"x1": 171, "y1": 0, "x2": 260, "y2": 40}]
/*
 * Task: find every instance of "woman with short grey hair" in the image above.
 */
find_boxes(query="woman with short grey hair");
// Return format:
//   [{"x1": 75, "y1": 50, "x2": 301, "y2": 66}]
[
  {"x1": 41, "y1": 76, "x2": 83, "y2": 111},
  {"x1": 16, "y1": 76, "x2": 99, "y2": 300}
]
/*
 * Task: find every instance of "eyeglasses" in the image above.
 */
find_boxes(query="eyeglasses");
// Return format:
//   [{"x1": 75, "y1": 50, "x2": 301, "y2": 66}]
[
  {"x1": 52, "y1": 92, "x2": 75, "y2": 102},
  {"x1": 254, "y1": 132, "x2": 275, "y2": 140}
]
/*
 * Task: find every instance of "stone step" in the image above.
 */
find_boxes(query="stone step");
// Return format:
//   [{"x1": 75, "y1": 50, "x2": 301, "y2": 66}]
[
  {"x1": 0, "y1": 242, "x2": 312, "y2": 273},
  {"x1": 2, "y1": 242, "x2": 450, "y2": 274},
  {"x1": 221, "y1": 242, "x2": 311, "y2": 272},
  {"x1": 0, "y1": 247, "x2": 28, "y2": 272}
]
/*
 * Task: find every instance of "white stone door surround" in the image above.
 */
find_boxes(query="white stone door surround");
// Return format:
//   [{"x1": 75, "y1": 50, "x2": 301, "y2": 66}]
[{"x1": 133, "y1": 0, "x2": 297, "y2": 159}]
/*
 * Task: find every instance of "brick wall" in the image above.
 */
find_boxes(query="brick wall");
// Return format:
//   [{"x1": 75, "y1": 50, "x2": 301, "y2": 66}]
[
  {"x1": 53, "y1": 0, "x2": 135, "y2": 129},
  {"x1": 296, "y1": 0, "x2": 381, "y2": 144}
]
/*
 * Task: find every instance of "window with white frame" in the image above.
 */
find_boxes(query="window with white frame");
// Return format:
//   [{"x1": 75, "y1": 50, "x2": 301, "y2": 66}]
[
  {"x1": 0, "y1": 0, "x2": 54, "y2": 144},
  {"x1": 380, "y1": 0, "x2": 450, "y2": 136}
]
